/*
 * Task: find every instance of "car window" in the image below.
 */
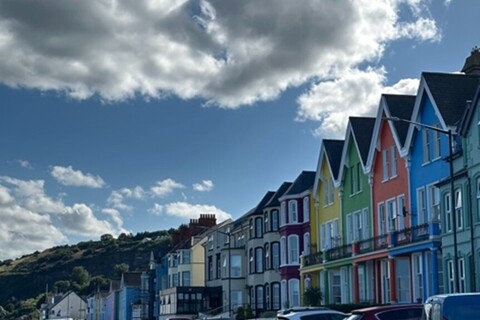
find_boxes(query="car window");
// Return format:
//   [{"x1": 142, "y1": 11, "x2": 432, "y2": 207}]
[
  {"x1": 329, "y1": 314, "x2": 347, "y2": 320},
  {"x1": 343, "y1": 314, "x2": 363, "y2": 320},
  {"x1": 377, "y1": 308, "x2": 422, "y2": 320}
]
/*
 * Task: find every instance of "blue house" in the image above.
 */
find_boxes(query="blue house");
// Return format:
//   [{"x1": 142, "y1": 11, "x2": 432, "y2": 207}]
[
  {"x1": 400, "y1": 50, "x2": 480, "y2": 301},
  {"x1": 118, "y1": 272, "x2": 142, "y2": 320}
]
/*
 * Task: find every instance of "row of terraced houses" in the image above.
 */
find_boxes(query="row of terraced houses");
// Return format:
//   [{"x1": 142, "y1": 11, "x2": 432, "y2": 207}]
[{"x1": 85, "y1": 49, "x2": 480, "y2": 320}]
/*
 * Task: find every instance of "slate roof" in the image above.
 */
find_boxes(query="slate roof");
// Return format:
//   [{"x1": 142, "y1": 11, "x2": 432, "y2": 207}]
[
  {"x1": 284, "y1": 171, "x2": 316, "y2": 196},
  {"x1": 383, "y1": 94, "x2": 416, "y2": 147},
  {"x1": 121, "y1": 272, "x2": 142, "y2": 288},
  {"x1": 241, "y1": 190, "x2": 276, "y2": 218},
  {"x1": 323, "y1": 139, "x2": 344, "y2": 180},
  {"x1": 422, "y1": 72, "x2": 480, "y2": 126},
  {"x1": 459, "y1": 86, "x2": 480, "y2": 137},
  {"x1": 265, "y1": 182, "x2": 293, "y2": 208},
  {"x1": 349, "y1": 117, "x2": 376, "y2": 165}
]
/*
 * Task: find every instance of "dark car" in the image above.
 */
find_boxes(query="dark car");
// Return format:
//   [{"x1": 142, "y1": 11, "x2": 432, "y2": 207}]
[{"x1": 344, "y1": 304, "x2": 423, "y2": 320}]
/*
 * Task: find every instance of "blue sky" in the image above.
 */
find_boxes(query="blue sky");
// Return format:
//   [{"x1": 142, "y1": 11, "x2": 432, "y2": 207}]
[{"x1": 0, "y1": 0, "x2": 478, "y2": 260}]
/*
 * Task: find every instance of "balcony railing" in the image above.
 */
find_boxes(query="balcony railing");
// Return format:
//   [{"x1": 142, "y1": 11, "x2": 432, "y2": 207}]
[
  {"x1": 355, "y1": 234, "x2": 389, "y2": 254},
  {"x1": 302, "y1": 251, "x2": 324, "y2": 267},
  {"x1": 392, "y1": 223, "x2": 430, "y2": 246},
  {"x1": 325, "y1": 243, "x2": 352, "y2": 262}
]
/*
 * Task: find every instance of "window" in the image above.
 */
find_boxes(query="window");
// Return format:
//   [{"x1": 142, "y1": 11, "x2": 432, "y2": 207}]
[
  {"x1": 249, "y1": 249, "x2": 254, "y2": 274},
  {"x1": 208, "y1": 256, "x2": 213, "y2": 281},
  {"x1": 264, "y1": 212, "x2": 269, "y2": 233},
  {"x1": 173, "y1": 273, "x2": 179, "y2": 287},
  {"x1": 417, "y1": 188, "x2": 427, "y2": 224},
  {"x1": 353, "y1": 210, "x2": 363, "y2": 241},
  {"x1": 356, "y1": 163, "x2": 363, "y2": 192},
  {"x1": 304, "y1": 276, "x2": 311, "y2": 290},
  {"x1": 208, "y1": 235, "x2": 213, "y2": 250},
  {"x1": 288, "y1": 235, "x2": 299, "y2": 264},
  {"x1": 378, "y1": 202, "x2": 386, "y2": 235},
  {"x1": 182, "y1": 251, "x2": 190, "y2": 264},
  {"x1": 255, "y1": 217, "x2": 263, "y2": 238},
  {"x1": 433, "y1": 125, "x2": 441, "y2": 159},
  {"x1": 280, "y1": 202, "x2": 286, "y2": 226},
  {"x1": 182, "y1": 271, "x2": 190, "y2": 286},
  {"x1": 423, "y1": 129, "x2": 431, "y2": 163},
  {"x1": 381, "y1": 260, "x2": 390, "y2": 303},
  {"x1": 272, "y1": 242, "x2": 280, "y2": 270},
  {"x1": 303, "y1": 233, "x2": 310, "y2": 256},
  {"x1": 447, "y1": 260, "x2": 454, "y2": 293},
  {"x1": 255, "y1": 247, "x2": 263, "y2": 273},
  {"x1": 322, "y1": 219, "x2": 339, "y2": 249},
  {"x1": 249, "y1": 219, "x2": 254, "y2": 238},
  {"x1": 391, "y1": 145, "x2": 397, "y2": 177},
  {"x1": 459, "y1": 258, "x2": 466, "y2": 293},
  {"x1": 346, "y1": 213, "x2": 353, "y2": 244},
  {"x1": 397, "y1": 195, "x2": 405, "y2": 230},
  {"x1": 231, "y1": 290, "x2": 242, "y2": 310},
  {"x1": 455, "y1": 188, "x2": 463, "y2": 230},
  {"x1": 280, "y1": 237, "x2": 286, "y2": 265},
  {"x1": 289, "y1": 200, "x2": 298, "y2": 223},
  {"x1": 272, "y1": 210, "x2": 279, "y2": 231},
  {"x1": 303, "y1": 196, "x2": 310, "y2": 222},
  {"x1": 386, "y1": 198, "x2": 396, "y2": 232},
  {"x1": 288, "y1": 279, "x2": 300, "y2": 307},
  {"x1": 382, "y1": 148, "x2": 389, "y2": 181},
  {"x1": 272, "y1": 283, "x2": 281, "y2": 310},
  {"x1": 445, "y1": 192, "x2": 452, "y2": 232},
  {"x1": 265, "y1": 243, "x2": 270, "y2": 270},
  {"x1": 361, "y1": 208, "x2": 370, "y2": 240},
  {"x1": 231, "y1": 255, "x2": 241, "y2": 277},
  {"x1": 265, "y1": 284, "x2": 270, "y2": 309},
  {"x1": 429, "y1": 185, "x2": 440, "y2": 223},
  {"x1": 256, "y1": 286, "x2": 264, "y2": 310},
  {"x1": 413, "y1": 254, "x2": 423, "y2": 301},
  {"x1": 324, "y1": 176, "x2": 334, "y2": 206},
  {"x1": 222, "y1": 255, "x2": 227, "y2": 278}
]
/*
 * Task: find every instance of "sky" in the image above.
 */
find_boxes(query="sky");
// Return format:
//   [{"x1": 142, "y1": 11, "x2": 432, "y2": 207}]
[{"x1": 0, "y1": 0, "x2": 479, "y2": 260}]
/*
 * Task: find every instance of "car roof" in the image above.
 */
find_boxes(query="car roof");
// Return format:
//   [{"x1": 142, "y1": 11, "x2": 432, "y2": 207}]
[
  {"x1": 278, "y1": 309, "x2": 346, "y2": 319},
  {"x1": 351, "y1": 304, "x2": 422, "y2": 313},
  {"x1": 277, "y1": 307, "x2": 330, "y2": 315}
]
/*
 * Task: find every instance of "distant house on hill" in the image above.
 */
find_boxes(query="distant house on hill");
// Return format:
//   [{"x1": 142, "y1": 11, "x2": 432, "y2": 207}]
[{"x1": 40, "y1": 290, "x2": 86, "y2": 320}]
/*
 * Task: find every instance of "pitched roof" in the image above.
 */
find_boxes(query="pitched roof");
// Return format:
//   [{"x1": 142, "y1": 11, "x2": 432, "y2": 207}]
[
  {"x1": 265, "y1": 182, "x2": 293, "y2": 208},
  {"x1": 323, "y1": 139, "x2": 344, "y2": 179},
  {"x1": 242, "y1": 190, "x2": 276, "y2": 217},
  {"x1": 283, "y1": 171, "x2": 316, "y2": 197},
  {"x1": 422, "y1": 72, "x2": 480, "y2": 126},
  {"x1": 349, "y1": 117, "x2": 376, "y2": 165},
  {"x1": 383, "y1": 94, "x2": 416, "y2": 147},
  {"x1": 121, "y1": 272, "x2": 142, "y2": 288},
  {"x1": 459, "y1": 85, "x2": 480, "y2": 137}
]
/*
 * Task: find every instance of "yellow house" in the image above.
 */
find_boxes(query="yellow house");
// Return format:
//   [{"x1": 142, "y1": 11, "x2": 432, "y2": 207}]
[{"x1": 300, "y1": 139, "x2": 344, "y2": 305}]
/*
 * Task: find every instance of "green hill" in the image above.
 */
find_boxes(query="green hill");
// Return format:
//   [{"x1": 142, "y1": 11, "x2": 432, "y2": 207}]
[{"x1": 0, "y1": 230, "x2": 173, "y2": 309}]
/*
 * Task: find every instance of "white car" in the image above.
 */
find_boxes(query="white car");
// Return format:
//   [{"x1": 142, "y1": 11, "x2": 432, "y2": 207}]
[{"x1": 277, "y1": 307, "x2": 346, "y2": 320}]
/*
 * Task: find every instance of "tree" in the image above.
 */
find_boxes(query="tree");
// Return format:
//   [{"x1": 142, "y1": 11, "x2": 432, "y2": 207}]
[
  {"x1": 113, "y1": 263, "x2": 129, "y2": 279},
  {"x1": 303, "y1": 286, "x2": 323, "y2": 306},
  {"x1": 71, "y1": 266, "x2": 90, "y2": 286},
  {"x1": 53, "y1": 280, "x2": 71, "y2": 293}
]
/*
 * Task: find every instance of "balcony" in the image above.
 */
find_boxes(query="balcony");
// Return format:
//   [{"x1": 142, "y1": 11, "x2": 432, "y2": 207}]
[
  {"x1": 324, "y1": 243, "x2": 352, "y2": 262},
  {"x1": 391, "y1": 223, "x2": 430, "y2": 246},
  {"x1": 355, "y1": 234, "x2": 389, "y2": 254},
  {"x1": 302, "y1": 251, "x2": 324, "y2": 267}
]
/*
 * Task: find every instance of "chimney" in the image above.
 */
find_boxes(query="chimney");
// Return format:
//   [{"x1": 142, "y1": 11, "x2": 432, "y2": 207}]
[{"x1": 461, "y1": 47, "x2": 480, "y2": 75}]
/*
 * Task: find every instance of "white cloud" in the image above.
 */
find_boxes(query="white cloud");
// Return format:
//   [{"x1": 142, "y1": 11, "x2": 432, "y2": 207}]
[
  {"x1": 16, "y1": 159, "x2": 32, "y2": 169},
  {"x1": 150, "y1": 179, "x2": 185, "y2": 198},
  {"x1": 0, "y1": 176, "x2": 65, "y2": 213},
  {"x1": 0, "y1": 0, "x2": 440, "y2": 111},
  {"x1": 193, "y1": 180, "x2": 214, "y2": 192},
  {"x1": 150, "y1": 201, "x2": 231, "y2": 222},
  {"x1": 51, "y1": 165, "x2": 105, "y2": 188},
  {"x1": 0, "y1": 180, "x2": 67, "y2": 260},
  {"x1": 107, "y1": 186, "x2": 145, "y2": 211},
  {"x1": 61, "y1": 203, "x2": 127, "y2": 237}
]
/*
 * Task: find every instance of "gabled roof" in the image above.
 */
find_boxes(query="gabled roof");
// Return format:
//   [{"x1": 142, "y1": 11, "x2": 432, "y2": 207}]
[
  {"x1": 338, "y1": 117, "x2": 376, "y2": 185},
  {"x1": 281, "y1": 171, "x2": 316, "y2": 199},
  {"x1": 313, "y1": 139, "x2": 344, "y2": 197},
  {"x1": 242, "y1": 190, "x2": 276, "y2": 218},
  {"x1": 366, "y1": 94, "x2": 415, "y2": 172},
  {"x1": 265, "y1": 182, "x2": 293, "y2": 208},
  {"x1": 459, "y1": 85, "x2": 480, "y2": 137},
  {"x1": 405, "y1": 72, "x2": 480, "y2": 151}
]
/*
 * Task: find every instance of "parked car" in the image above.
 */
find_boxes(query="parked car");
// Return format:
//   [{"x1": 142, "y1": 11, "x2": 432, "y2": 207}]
[
  {"x1": 344, "y1": 304, "x2": 423, "y2": 320},
  {"x1": 422, "y1": 293, "x2": 480, "y2": 320},
  {"x1": 277, "y1": 307, "x2": 346, "y2": 320}
]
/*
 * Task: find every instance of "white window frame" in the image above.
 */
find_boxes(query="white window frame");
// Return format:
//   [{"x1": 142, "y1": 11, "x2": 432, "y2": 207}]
[
  {"x1": 280, "y1": 237, "x2": 286, "y2": 266},
  {"x1": 280, "y1": 202, "x2": 286, "y2": 226},
  {"x1": 289, "y1": 200, "x2": 298, "y2": 224},
  {"x1": 288, "y1": 235, "x2": 299, "y2": 264},
  {"x1": 378, "y1": 202, "x2": 386, "y2": 235},
  {"x1": 417, "y1": 187, "x2": 427, "y2": 224},
  {"x1": 422, "y1": 129, "x2": 431, "y2": 163},
  {"x1": 303, "y1": 196, "x2": 310, "y2": 222},
  {"x1": 391, "y1": 145, "x2": 397, "y2": 177},
  {"x1": 382, "y1": 148, "x2": 389, "y2": 181},
  {"x1": 346, "y1": 213, "x2": 353, "y2": 244},
  {"x1": 255, "y1": 247, "x2": 263, "y2": 273},
  {"x1": 386, "y1": 198, "x2": 396, "y2": 232},
  {"x1": 303, "y1": 232, "x2": 310, "y2": 256},
  {"x1": 396, "y1": 195, "x2": 405, "y2": 231},
  {"x1": 288, "y1": 279, "x2": 300, "y2": 307},
  {"x1": 455, "y1": 188, "x2": 463, "y2": 230}
]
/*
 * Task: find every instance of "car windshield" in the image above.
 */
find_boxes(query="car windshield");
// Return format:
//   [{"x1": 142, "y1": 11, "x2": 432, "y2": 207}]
[{"x1": 343, "y1": 314, "x2": 363, "y2": 320}]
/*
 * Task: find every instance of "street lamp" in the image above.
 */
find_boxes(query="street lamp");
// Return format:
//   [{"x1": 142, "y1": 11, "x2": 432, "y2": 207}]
[{"x1": 385, "y1": 116, "x2": 459, "y2": 293}]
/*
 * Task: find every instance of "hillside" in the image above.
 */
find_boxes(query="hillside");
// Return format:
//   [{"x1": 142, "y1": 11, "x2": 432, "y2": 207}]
[{"x1": 0, "y1": 230, "x2": 173, "y2": 307}]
